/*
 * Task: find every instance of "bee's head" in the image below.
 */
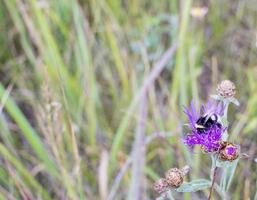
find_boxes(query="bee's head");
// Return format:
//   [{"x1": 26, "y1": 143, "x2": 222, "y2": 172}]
[{"x1": 210, "y1": 114, "x2": 218, "y2": 122}]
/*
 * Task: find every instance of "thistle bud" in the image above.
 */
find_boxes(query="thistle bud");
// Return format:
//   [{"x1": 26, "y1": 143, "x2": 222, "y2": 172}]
[
  {"x1": 153, "y1": 178, "x2": 168, "y2": 194},
  {"x1": 219, "y1": 142, "x2": 239, "y2": 161},
  {"x1": 165, "y1": 168, "x2": 183, "y2": 188},
  {"x1": 217, "y1": 80, "x2": 236, "y2": 98}
]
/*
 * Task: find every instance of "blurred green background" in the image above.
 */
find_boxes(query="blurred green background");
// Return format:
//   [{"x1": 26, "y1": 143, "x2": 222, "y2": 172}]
[{"x1": 0, "y1": 0, "x2": 256, "y2": 199}]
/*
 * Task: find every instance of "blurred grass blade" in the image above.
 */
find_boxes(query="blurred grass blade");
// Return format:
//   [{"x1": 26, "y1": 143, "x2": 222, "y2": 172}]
[
  {"x1": 110, "y1": 43, "x2": 177, "y2": 161},
  {"x1": 171, "y1": 0, "x2": 192, "y2": 107},
  {"x1": 0, "y1": 83, "x2": 57, "y2": 176},
  {"x1": 0, "y1": 144, "x2": 51, "y2": 200},
  {"x1": 72, "y1": 2, "x2": 98, "y2": 146},
  {"x1": 3, "y1": 0, "x2": 37, "y2": 65}
]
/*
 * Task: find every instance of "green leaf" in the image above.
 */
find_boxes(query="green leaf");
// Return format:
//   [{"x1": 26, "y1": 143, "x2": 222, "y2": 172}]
[
  {"x1": 176, "y1": 179, "x2": 211, "y2": 192},
  {"x1": 210, "y1": 94, "x2": 221, "y2": 101},
  {"x1": 225, "y1": 157, "x2": 239, "y2": 191},
  {"x1": 219, "y1": 147, "x2": 240, "y2": 191},
  {"x1": 228, "y1": 97, "x2": 240, "y2": 106},
  {"x1": 216, "y1": 159, "x2": 231, "y2": 168},
  {"x1": 211, "y1": 95, "x2": 240, "y2": 106},
  {"x1": 156, "y1": 190, "x2": 175, "y2": 200}
]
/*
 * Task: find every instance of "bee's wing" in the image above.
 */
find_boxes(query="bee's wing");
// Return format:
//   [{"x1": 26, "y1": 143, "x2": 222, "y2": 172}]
[
  {"x1": 203, "y1": 112, "x2": 215, "y2": 123},
  {"x1": 183, "y1": 123, "x2": 191, "y2": 128},
  {"x1": 195, "y1": 124, "x2": 205, "y2": 129}
]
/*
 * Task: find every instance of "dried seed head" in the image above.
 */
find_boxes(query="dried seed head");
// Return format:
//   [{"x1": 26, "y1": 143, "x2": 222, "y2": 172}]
[
  {"x1": 153, "y1": 178, "x2": 168, "y2": 194},
  {"x1": 219, "y1": 142, "x2": 239, "y2": 161},
  {"x1": 217, "y1": 80, "x2": 236, "y2": 98},
  {"x1": 165, "y1": 168, "x2": 183, "y2": 188}
]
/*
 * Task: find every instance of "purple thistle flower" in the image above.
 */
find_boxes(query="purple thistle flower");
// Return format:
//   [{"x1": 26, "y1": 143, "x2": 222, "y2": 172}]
[{"x1": 183, "y1": 100, "x2": 226, "y2": 153}]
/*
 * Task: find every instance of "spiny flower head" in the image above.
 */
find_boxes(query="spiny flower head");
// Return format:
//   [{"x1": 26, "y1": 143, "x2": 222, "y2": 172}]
[
  {"x1": 217, "y1": 80, "x2": 236, "y2": 98},
  {"x1": 165, "y1": 168, "x2": 184, "y2": 188},
  {"x1": 183, "y1": 100, "x2": 226, "y2": 153},
  {"x1": 219, "y1": 142, "x2": 239, "y2": 161},
  {"x1": 153, "y1": 178, "x2": 168, "y2": 194},
  {"x1": 153, "y1": 165, "x2": 190, "y2": 194}
]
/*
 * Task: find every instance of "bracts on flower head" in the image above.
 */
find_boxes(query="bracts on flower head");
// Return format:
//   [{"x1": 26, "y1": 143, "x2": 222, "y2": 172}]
[
  {"x1": 217, "y1": 80, "x2": 236, "y2": 98},
  {"x1": 165, "y1": 168, "x2": 183, "y2": 188},
  {"x1": 153, "y1": 178, "x2": 169, "y2": 194},
  {"x1": 153, "y1": 166, "x2": 190, "y2": 194},
  {"x1": 218, "y1": 141, "x2": 239, "y2": 161}
]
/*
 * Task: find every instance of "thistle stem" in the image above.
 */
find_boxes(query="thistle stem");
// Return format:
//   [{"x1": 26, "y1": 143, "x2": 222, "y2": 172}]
[{"x1": 208, "y1": 167, "x2": 218, "y2": 200}]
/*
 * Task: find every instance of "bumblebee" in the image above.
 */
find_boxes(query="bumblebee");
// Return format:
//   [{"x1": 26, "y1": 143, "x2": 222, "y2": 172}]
[{"x1": 195, "y1": 114, "x2": 221, "y2": 133}]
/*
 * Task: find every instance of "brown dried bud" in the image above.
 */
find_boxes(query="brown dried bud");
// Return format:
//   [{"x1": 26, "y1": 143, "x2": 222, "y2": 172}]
[
  {"x1": 153, "y1": 178, "x2": 168, "y2": 194},
  {"x1": 165, "y1": 168, "x2": 183, "y2": 188},
  {"x1": 217, "y1": 80, "x2": 236, "y2": 98},
  {"x1": 219, "y1": 142, "x2": 239, "y2": 161}
]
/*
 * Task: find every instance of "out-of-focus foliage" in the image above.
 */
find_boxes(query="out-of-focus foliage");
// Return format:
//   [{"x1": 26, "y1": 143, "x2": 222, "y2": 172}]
[{"x1": 0, "y1": 0, "x2": 256, "y2": 199}]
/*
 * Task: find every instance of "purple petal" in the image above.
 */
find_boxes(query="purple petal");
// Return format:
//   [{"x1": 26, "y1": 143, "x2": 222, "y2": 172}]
[
  {"x1": 226, "y1": 146, "x2": 236, "y2": 155},
  {"x1": 183, "y1": 124, "x2": 224, "y2": 153},
  {"x1": 183, "y1": 100, "x2": 199, "y2": 129}
]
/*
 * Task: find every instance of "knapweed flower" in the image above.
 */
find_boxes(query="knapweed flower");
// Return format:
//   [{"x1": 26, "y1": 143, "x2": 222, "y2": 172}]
[
  {"x1": 217, "y1": 80, "x2": 236, "y2": 98},
  {"x1": 153, "y1": 178, "x2": 168, "y2": 194},
  {"x1": 219, "y1": 142, "x2": 239, "y2": 161},
  {"x1": 183, "y1": 101, "x2": 226, "y2": 152},
  {"x1": 165, "y1": 168, "x2": 184, "y2": 188}
]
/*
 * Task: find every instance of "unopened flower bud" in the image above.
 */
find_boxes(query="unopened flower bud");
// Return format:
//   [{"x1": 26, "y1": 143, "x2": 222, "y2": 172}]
[
  {"x1": 219, "y1": 142, "x2": 239, "y2": 161},
  {"x1": 165, "y1": 168, "x2": 183, "y2": 188},
  {"x1": 217, "y1": 80, "x2": 236, "y2": 98},
  {"x1": 153, "y1": 178, "x2": 168, "y2": 194}
]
